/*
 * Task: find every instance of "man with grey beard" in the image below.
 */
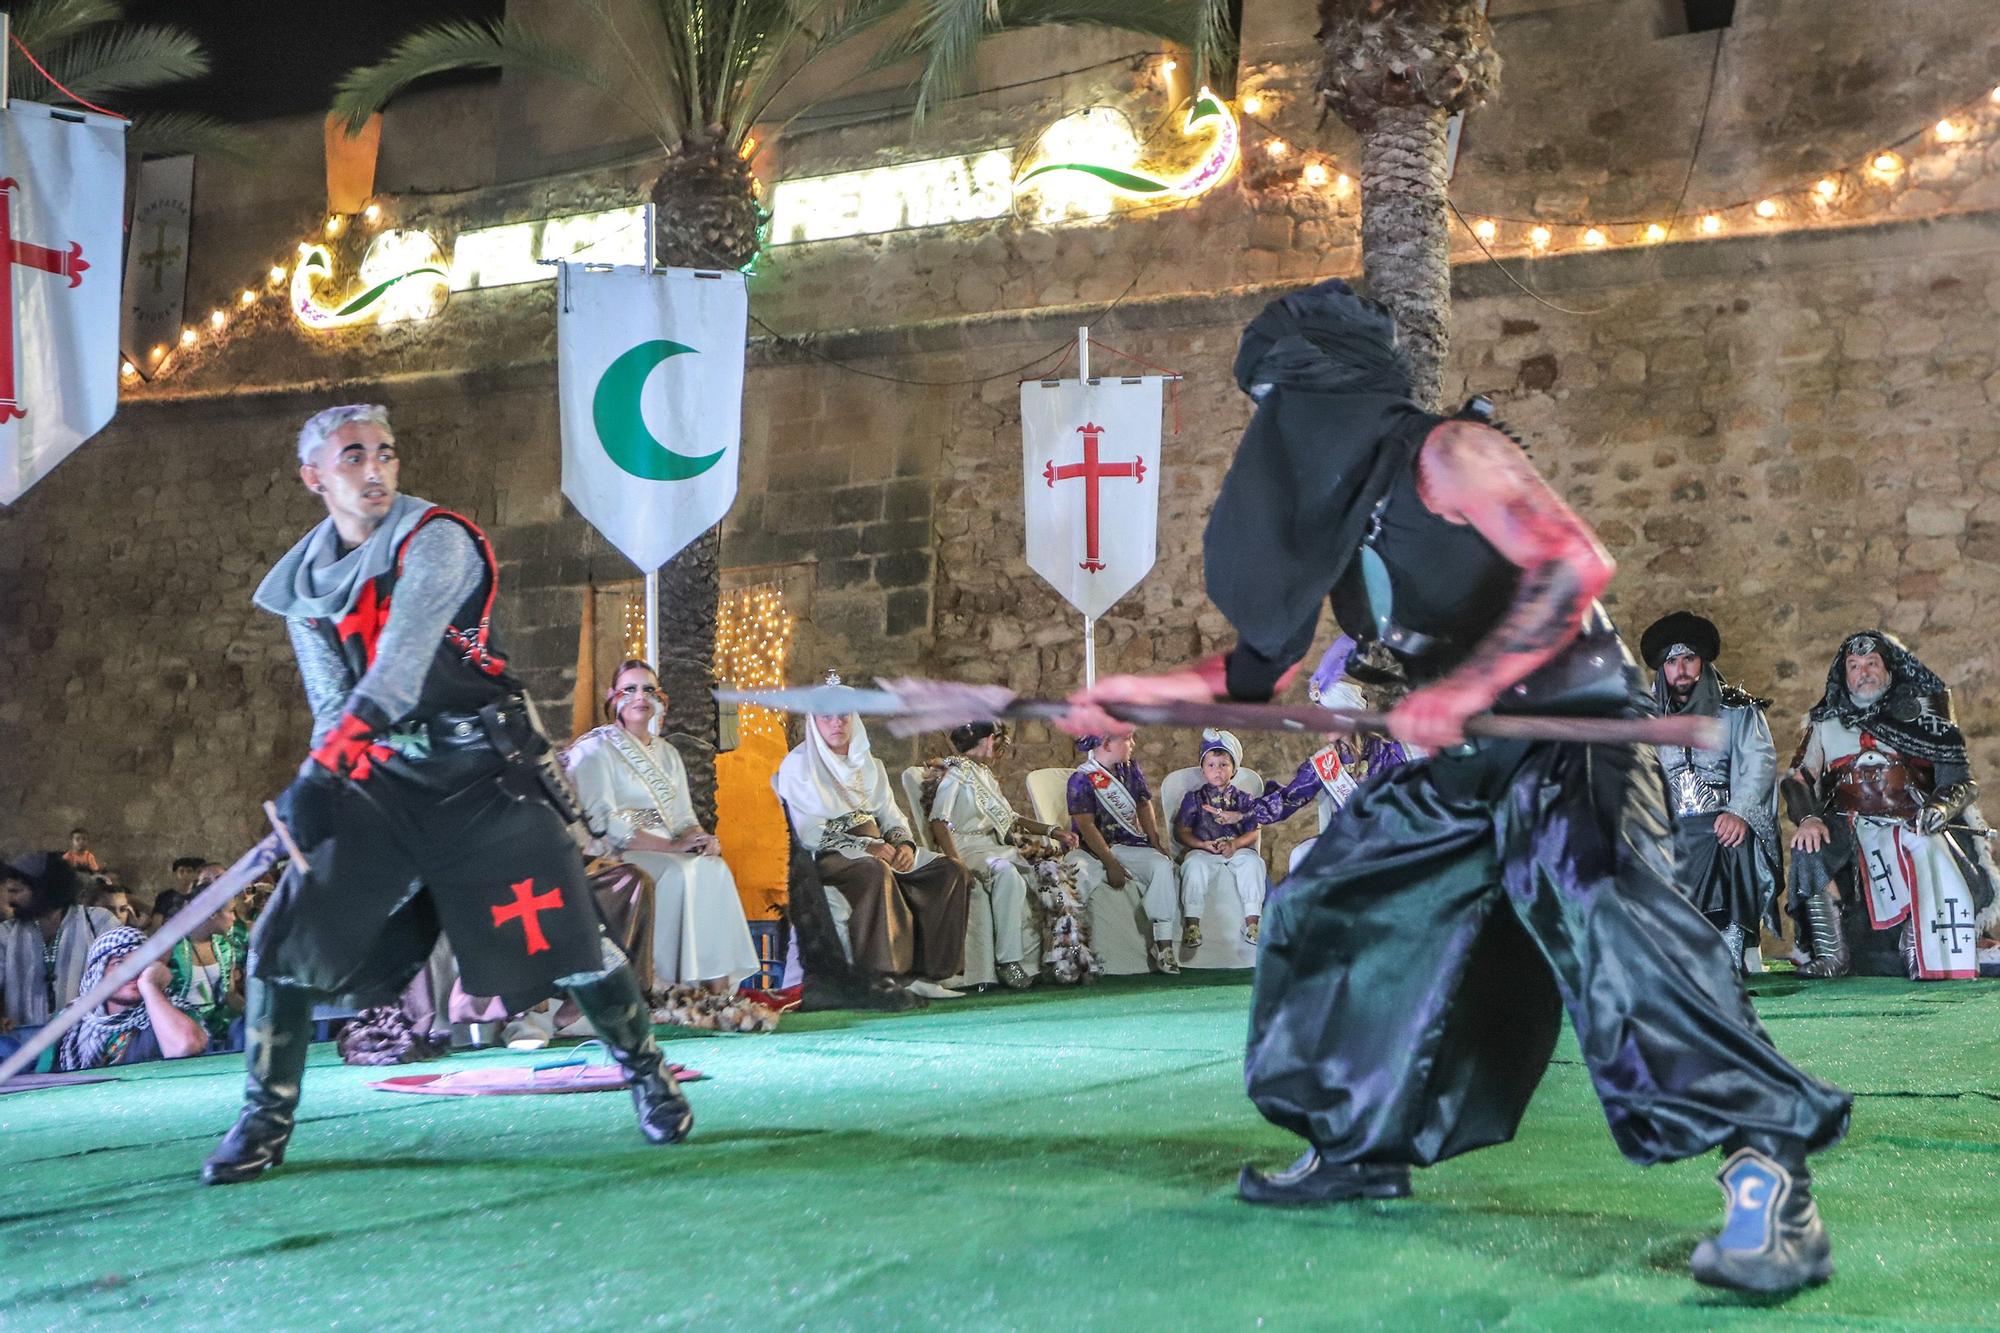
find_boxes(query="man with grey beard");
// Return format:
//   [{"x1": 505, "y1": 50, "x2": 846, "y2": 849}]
[{"x1": 1785, "y1": 631, "x2": 1997, "y2": 978}]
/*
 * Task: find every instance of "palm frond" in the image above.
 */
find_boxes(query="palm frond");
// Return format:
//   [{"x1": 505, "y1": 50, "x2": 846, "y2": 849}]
[
  {"x1": 907, "y1": 0, "x2": 999, "y2": 123},
  {"x1": 125, "y1": 109, "x2": 259, "y2": 162},
  {"x1": 743, "y1": 0, "x2": 912, "y2": 127},
  {"x1": 7, "y1": 0, "x2": 124, "y2": 54},
  {"x1": 37, "y1": 22, "x2": 207, "y2": 99},
  {"x1": 329, "y1": 19, "x2": 619, "y2": 134}
]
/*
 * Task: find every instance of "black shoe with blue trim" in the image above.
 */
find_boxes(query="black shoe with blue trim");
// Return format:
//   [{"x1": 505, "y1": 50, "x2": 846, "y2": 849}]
[{"x1": 1690, "y1": 1147, "x2": 1834, "y2": 1293}]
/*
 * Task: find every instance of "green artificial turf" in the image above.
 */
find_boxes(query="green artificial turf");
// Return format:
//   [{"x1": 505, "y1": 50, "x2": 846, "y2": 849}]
[{"x1": 3, "y1": 972, "x2": 1997, "y2": 1330}]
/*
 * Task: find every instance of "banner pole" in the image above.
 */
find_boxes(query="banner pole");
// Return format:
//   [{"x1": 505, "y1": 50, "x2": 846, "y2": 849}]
[
  {"x1": 1083, "y1": 615, "x2": 1096, "y2": 688},
  {"x1": 1078, "y1": 324, "x2": 1090, "y2": 382},
  {"x1": 645, "y1": 567, "x2": 660, "y2": 669},
  {"x1": 1, "y1": 16, "x2": 11, "y2": 114},
  {"x1": 644, "y1": 201, "x2": 656, "y2": 274}
]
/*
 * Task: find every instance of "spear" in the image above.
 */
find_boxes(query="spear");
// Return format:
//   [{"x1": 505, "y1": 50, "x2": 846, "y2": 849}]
[
  {"x1": 0, "y1": 804, "x2": 305, "y2": 1087},
  {"x1": 715, "y1": 677, "x2": 1723, "y2": 750}
]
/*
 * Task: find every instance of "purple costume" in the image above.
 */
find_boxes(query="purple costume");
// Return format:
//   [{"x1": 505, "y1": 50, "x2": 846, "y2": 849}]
[
  {"x1": 1176, "y1": 783, "x2": 1257, "y2": 844},
  {"x1": 1249, "y1": 737, "x2": 1418, "y2": 828},
  {"x1": 1067, "y1": 761, "x2": 1154, "y2": 848}
]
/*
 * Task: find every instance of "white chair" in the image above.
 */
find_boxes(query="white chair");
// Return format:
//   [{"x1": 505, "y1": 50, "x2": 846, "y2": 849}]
[
  {"x1": 1158, "y1": 764, "x2": 1265, "y2": 970},
  {"x1": 1029, "y1": 766, "x2": 1160, "y2": 976},
  {"x1": 907, "y1": 764, "x2": 997, "y2": 990}
]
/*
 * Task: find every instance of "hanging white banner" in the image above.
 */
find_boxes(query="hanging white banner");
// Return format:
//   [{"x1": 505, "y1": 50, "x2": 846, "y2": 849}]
[
  {"x1": 557, "y1": 264, "x2": 748, "y2": 572},
  {"x1": 120, "y1": 152, "x2": 192, "y2": 378},
  {"x1": 0, "y1": 100, "x2": 127, "y2": 507},
  {"x1": 1021, "y1": 376, "x2": 1164, "y2": 619}
]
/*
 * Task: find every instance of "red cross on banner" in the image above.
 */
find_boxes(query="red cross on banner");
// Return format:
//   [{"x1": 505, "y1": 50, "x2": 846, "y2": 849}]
[
  {"x1": 1021, "y1": 377, "x2": 1165, "y2": 619},
  {"x1": 0, "y1": 101, "x2": 126, "y2": 507},
  {"x1": 492, "y1": 877, "x2": 566, "y2": 955},
  {"x1": 1043, "y1": 421, "x2": 1145, "y2": 572}
]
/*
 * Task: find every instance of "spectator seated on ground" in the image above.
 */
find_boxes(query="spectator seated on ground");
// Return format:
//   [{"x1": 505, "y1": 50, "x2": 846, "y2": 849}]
[
  {"x1": 53, "y1": 927, "x2": 209, "y2": 1071},
  {"x1": 167, "y1": 896, "x2": 247, "y2": 1047},
  {"x1": 63, "y1": 828, "x2": 101, "y2": 875},
  {"x1": 1, "y1": 853, "x2": 119, "y2": 1039},
  {"x1": 169, "y1": 858, "x2": 203, "y2": 896},
  {"x1": 85, "y1": 880, "x2": 137, "y2": 929}
]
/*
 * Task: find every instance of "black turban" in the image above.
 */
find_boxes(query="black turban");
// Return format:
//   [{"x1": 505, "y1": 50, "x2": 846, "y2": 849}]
[{"x1": 1640, "y1": 612, "x2": 1722, "y2": 672}]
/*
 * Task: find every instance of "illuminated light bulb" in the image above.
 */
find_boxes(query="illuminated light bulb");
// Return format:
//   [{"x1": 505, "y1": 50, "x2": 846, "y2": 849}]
[
  {"x1": 120, "y1": 361, "x2": 136, "y2": 379},
  {"x1": 180, "y1": 326, "x2": 197, "y2": 347},
  {"x1": 1935, "y1": 118, "x2": 1961, "y2": 141},
  {"x1": 324, "y1": 215, "x2": 344, "y2": 237},
  {"x1": 239, "y1": 288, "x2": 255, "y2": 305},
  {"x1": 1334, "y1": 173, "x2": 1352, "y2": 194},
  {"x1": 1814, "y1": 178, "x2": 1839, "y2": 200},
  {"x1": 1700, "y1": 214, "x2": 1723, "y2": 234},
  {"x1": 1303, "y1": 162, "x2": 1330, "y2": 187},
  {"x1": 209, "y1": 309, "x2": 226, "y2": 328},
  {"x1": 151, "y1": 344, "x2": 166, "y2": 360},
  {"x1": 1267, "y1": 139, "x2": 1289, "y2": 158},
  {"x1": 1871, "y1": 151, "x2": 1902, "y2": 174},
  {"x1": 1583, "y1": 227, "x2": 1606, "y2": 246},
  {"x1": 1473, "y1": 218, "x2": 1497, "y2": 241},
  {"x1": 1753, "y1": 198, "x2": 1778, "y2": 218},
  {"x1": 269, "y1": 265, "x2": 287, "y2": 284},
  {"x1": 1162, "y1": 59, "x2": 1178, "y2": 73},
  {"x1": 1644, "y1": 223, "x2": 1666, "y2": 242},
  {"x1": 296, "y1": 241, "x2": 312, "y2": 257},
  {"x1": 739, "y1": 135, "x2": 758, "y2": 159},
  {"x1": 1529, "y1": 225, "x2": 1552, "y2": 248},
  {"x1": 1992, "y1": 85, "x2": 2000, "y2": 104},
  {"x1": 1240, "y1": 94, "x2": 1264, "y2": 115}
]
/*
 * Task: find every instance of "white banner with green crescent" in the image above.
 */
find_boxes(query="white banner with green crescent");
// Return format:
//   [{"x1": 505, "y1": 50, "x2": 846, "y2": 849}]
[{"x1": 557, "y1": 264, "x2": 747, "y2": 571}]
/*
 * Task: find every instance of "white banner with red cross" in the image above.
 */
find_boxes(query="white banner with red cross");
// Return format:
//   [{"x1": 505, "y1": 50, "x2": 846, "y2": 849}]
[
  {"x1": 0, "y1": 100, "x2": 126, "y2": 507},
  {"x1": 1020, "y1": 375, "x2": 1165, "y2": 621}
]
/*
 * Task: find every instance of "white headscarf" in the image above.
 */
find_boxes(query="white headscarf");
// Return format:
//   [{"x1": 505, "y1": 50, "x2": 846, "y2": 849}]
[
  {"x1": 776, "y1": 713, "x2": 901, "y2": 849},
  {"x1": 1199, "y1": 728, "x2": 1243, "y2": 770}
]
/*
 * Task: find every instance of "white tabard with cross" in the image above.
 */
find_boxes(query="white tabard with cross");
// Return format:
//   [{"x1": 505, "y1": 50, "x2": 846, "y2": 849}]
[
  {"x1": 1020, "y1": 376, "x2": 1164, "y2": 620},
  {"x1": 0, "y1": 100, "x2": 125, "y2": 506},
  {"x1": 1854, "y1": 817, "x2": 1981, "y2": 979}
]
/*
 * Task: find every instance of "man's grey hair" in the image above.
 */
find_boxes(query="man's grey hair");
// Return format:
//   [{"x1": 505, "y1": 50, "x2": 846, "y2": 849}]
[{"x1": 297, "y1": 403, "x2": 393, "y2": 466}]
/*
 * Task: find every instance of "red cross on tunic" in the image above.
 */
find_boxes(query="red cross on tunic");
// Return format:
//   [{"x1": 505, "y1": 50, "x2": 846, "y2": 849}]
[
  {"x1": 492, "y1": 877, "x2": 565, "y2": 955},
  {"x1": 1044, "y1": 421, "x2": 1145, "y2": 572},
  {"x1": 0, "y1": 177, "x2": 89, "y2": 424}
]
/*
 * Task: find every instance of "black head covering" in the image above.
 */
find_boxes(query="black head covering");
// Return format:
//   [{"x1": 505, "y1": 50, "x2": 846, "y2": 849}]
[
  {"x1": 6, "y1": 852, "x2": 78, "y2": 917},
  {"x1": 949, "y1": 722, "x2": 997, "y2": 754},
  {"x1": 1806, "y1": 630, "x2": 1964, "y2": 765},
  {"x1": 1640, "y1": 612, "x2": 1722, "y2": 671},
  {"x1": 1203, "y1": 279, "x2": 1440, "y2": 662}
]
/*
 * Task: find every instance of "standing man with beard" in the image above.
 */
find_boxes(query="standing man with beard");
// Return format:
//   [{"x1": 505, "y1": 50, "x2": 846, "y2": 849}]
[
  {"x1": 203, "y1": 404, "x2": 693, "y2": 1186},
  {"x1": 1641, "y1": 613, "x2": 1781, "y2": 976},
  {"x1": 1785, "y1": 631, "x2": 1997, "y2": 979}
]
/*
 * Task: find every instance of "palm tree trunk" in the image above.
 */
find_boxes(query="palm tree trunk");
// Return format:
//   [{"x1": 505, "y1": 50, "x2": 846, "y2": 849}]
[
  {"x1": 1357, "y1": 103, "x2": 1453, "y2": 412},
  {"x1": 656, "y1": 525, "x2": 722, "y2": 831}
]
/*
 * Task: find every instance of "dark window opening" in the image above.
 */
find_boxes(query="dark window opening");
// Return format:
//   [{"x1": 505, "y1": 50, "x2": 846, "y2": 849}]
[{"x1": 1657, "y1": 0, "x2": 1735, "y2": 36}]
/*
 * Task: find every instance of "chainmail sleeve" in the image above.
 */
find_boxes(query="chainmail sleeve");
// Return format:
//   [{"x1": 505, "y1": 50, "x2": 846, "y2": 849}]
[
  {"x1": 287, "y1": 618, "x2": 355, "y2": 749},
  {"x1": 349, "y1": 519, "x2": 485, "y2": 727}
]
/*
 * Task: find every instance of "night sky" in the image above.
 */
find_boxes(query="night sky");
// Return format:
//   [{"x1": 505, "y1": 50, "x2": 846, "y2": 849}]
[{"x1": 115, "y1": 1, "x2": 506, "y2": 122}]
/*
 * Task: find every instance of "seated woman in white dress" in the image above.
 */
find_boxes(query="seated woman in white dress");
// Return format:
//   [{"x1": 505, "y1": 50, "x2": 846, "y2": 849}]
[{"x1": 565, "y1": 659, "x2": 759, "y2": 992}]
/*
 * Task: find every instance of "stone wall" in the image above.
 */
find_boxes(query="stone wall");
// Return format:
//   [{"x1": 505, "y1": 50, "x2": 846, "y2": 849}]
[{"x1": 5, "y1": 0, "x2": 2000, "y2": 882}]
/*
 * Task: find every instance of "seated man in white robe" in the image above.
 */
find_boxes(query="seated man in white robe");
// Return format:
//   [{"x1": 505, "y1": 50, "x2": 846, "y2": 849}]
[
  {"x1": 1064, "y1": 732, "x2": 1183, "y2": 975},
  {"x1": 566, "y1": 659, "x2": 759, "y2": 993},
  {"x1": 927, "y1": 722, "x2": 1079, "y2": 990}
]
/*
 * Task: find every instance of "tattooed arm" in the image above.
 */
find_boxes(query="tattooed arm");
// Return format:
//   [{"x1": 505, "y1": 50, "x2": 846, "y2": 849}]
[{"x1": 1388, "y1": 421, "x2": 1617, "y2": 748}]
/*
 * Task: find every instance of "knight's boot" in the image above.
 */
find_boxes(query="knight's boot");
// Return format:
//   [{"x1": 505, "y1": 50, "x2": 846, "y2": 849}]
[
  {"x1": 1690, "y1": 1139, "x2": 1834, "y2": 1294},
  {"x1": 567, "y1": 964, "x2": 692, "y2": 1145},
  {"x1": 202, "y1": 978, "x2": 314, "y2": 1185},
  {"x1": 1796, "y1": 892, "x2": 1850, "y2": 979}
]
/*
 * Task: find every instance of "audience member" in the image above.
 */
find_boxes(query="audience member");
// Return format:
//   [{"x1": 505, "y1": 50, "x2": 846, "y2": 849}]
[
  {"x1": 52, "y1": 927, "x2": 209, "y2": 1071},
  {"x1": 144, "y1": 889, "x2": 189, "y2": 935},
  {"x1": 778, "y1": 700, "x2": 973, "y2": 1001},
  {"x1": 1, "y1": 853, "x2": 119, "y2": 1037},
  {"x1": 926, "y1": 722, "x2": 1078, "y2": 990},
  {"x1": 86, "y1": 882, "x2": 138, "y2": 928},
  {"x1": 62, "y1": 828, "x2": 101, "y2": 875},
  {"x1": 1172, "y1": 730, "x2": 1267, "y2": 950},
  {"x1": 170, "y1": 858, "x2": 203, "y2": 894},
  {"x1": 167, "y1": 897, "x2": 247, "y2": 1046},
  {"x1": 566, "y1": 659, "x2": 756, "y2": 994},
  {"x1": 1065, "y1": 732, "x2": 1182, "y2": 974}
]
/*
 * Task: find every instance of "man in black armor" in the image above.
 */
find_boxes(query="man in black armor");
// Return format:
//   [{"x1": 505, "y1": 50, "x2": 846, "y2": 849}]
[
  {"x1": 202, "y1": 404, "x2": 691, "y2": 1186},
  {"x1": 1071, "y1": 282, "x2": 1850, "y2": 1295}
]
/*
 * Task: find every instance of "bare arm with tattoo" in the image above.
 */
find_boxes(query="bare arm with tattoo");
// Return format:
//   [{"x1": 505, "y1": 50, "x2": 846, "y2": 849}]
[{"x1": 1387, "y1": 421, "x2": 1617, "y2": 749}]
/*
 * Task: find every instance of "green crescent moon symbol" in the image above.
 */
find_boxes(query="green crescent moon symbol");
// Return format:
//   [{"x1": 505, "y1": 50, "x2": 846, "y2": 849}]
[{"x1": 592, "y1": 339, "x2": 727, "y2": 481}]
